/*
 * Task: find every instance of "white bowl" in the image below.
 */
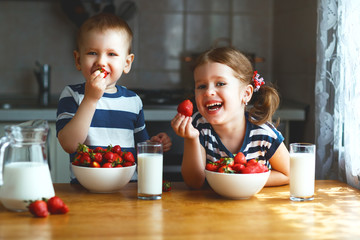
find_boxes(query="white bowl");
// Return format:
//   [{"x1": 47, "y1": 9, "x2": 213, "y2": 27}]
[
  {"x1": 72, "y1": 164, "x2": 136, "y2": 193},
  {"x1": 205, "y1": 170, "x2": 270, "y2": 199}
]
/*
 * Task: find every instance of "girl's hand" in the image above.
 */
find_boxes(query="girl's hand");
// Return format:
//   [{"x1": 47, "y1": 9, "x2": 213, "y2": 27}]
[
  {"x1": 84, "y1": 70, "x2": 107, "y2": 101},
  {"x1": 171, "y1": 113, "x2": 199, "y2": 139},
  {"x1": 150, "y1": 132, "x2": 172, "y2": 152}
]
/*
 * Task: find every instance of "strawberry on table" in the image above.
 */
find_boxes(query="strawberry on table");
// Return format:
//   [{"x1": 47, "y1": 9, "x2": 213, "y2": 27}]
[
  {"x1": 47, "y1": 196, "x2": 69, "y2": 215},
  {"x1": 163, "y1": 180, "x2": 172, "y2": 192},
  {"x1": 28, "y1": 200, "x2": 49, "y2": 218},
  {"x1": 177, "y1": 99, "x2": 193, "y2": 117}
]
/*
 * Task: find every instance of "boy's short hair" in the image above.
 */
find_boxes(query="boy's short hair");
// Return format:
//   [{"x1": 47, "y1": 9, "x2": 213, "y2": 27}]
[{"x1": 76, "y1": 13, "x2": 133, "y2": 54}]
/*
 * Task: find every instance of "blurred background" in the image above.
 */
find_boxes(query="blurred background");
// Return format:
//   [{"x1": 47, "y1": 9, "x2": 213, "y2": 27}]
[{"x1": 0, "y1": 0, "x2": 316, "y2": 143}]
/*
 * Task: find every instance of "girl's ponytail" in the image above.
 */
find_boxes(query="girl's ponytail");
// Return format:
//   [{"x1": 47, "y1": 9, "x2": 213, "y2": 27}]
[{"x1": 248, "y1": 83, "x2": 280, "y2": 126}]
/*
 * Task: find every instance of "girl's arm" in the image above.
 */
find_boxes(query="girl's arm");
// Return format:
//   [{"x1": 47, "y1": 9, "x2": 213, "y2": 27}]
[
  {"x1": 181, "y1": 137, "x2": 206, "y2": 189},
  {"x1": 265, "y1": 142, "x2": 290, "y2": 186},
  {"x1": 171, "y1": 114, "x2": 206, "y2": 189}
]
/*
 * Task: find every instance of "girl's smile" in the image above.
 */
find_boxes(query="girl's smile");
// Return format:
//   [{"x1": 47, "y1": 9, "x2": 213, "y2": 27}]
[{"x1": 205, "y1": 100, "x2": 223, "y2": 113}]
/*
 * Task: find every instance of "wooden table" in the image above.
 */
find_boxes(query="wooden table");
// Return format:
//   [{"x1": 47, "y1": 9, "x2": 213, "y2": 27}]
[{"x1": 1, "y1": 180, "x2": 360, "y2": 239}]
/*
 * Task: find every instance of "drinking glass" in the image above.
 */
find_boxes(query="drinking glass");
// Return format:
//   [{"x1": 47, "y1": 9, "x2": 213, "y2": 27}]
[
  {"x1": 137, "y1": 142, "x2": 163, "y2": 200},
  {"x1": 289, "y1": 143, "x2": 316, "y2": 201}
]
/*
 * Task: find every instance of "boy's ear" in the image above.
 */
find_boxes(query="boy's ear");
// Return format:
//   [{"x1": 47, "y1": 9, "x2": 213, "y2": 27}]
[
  {"x1": 123, "y1": 54, "x2": 135, "y2": 74},
  {"x1": 73, "y1": 50, "x2": 81, "y2": 71}
]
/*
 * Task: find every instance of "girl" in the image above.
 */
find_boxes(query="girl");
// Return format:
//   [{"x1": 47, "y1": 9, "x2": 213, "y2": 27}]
[{"x1": 171, "y1": 47, "x2": 290, "y2": 189}]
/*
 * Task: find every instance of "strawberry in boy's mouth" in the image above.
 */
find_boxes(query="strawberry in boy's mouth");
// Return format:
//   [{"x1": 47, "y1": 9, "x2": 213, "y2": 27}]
[{"x1": 99, "y1": 68, "x2": 108, "y2": 78}]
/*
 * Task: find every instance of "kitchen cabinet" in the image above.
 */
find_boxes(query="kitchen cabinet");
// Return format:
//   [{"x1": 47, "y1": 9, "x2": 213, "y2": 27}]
[{"x1": 0, "y1": 121, "x2": 70, "y2": 183}]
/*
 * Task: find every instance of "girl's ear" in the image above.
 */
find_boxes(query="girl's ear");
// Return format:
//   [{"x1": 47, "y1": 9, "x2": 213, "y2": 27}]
[
  {"x1": 243, "y1": 84, "x2": 254, "y2": 105},
  {"x1": 73, "y1": 50, "x2": 81, "y2": 71},
  {"x1": 123, "y1": 54, "x2": 135, "y2": 74}
]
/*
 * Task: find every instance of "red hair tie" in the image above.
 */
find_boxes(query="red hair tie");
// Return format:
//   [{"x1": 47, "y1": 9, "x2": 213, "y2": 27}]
[{"x1": 252, "y1": 71, "x2": 265, "y2": 92}]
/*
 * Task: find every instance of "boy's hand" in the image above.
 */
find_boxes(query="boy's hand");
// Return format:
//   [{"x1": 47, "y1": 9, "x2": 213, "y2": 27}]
[
  {"x1": 150, "y1": 132, "x2": 172, "y2": 152},
  {"x1": 171, "y1": 113, "x2": 199, "y2": 139},
  {"x1": 84, "y1": 69, "x2": 107, "y2": 101}
]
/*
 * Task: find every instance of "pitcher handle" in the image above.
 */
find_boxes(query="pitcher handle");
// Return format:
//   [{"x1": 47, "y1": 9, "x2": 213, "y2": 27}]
[{"x1": 0, "y1": 136, "x2": 10, "y2": 186}]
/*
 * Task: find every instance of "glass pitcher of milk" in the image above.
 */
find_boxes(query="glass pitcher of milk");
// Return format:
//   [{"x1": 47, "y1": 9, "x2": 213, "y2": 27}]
[{"x1": 0, "y1": 120, "x2": 55, "y2": 211}]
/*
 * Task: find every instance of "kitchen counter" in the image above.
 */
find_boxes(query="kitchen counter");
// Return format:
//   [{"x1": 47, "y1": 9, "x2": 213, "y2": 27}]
[
  {"x1": 1, "y1": 180, "x2": 360, "y2": 239},
  {"x1": 0, "y1": 101, "x2": 306, "y2": 122}
]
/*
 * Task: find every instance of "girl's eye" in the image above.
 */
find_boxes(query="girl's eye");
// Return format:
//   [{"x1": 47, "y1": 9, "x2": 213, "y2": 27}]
[
  {"x1": 87, "y1": 52, "x2": 97, "y2": 55},
  {"x1": 217, "y1": 82, "x2": 226, "y2": 87},
  {"x1": 109, "y1": 53, "x2": 117, "y2": 56}
]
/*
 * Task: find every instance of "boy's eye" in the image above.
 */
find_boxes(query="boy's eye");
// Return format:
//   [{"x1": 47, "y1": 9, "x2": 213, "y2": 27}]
[
  {"x1": 196, "y1": 84, "x2": 206, "y2": 90},
  {"x1": 217, "y1": 82, "x2": 226, "y2": 86},
  {"x1": 87, "y1": 52, "x2": 97, "y2": 55},
  {"x1": 109, "y1": 53, "x2": 117, "y2": 56}
]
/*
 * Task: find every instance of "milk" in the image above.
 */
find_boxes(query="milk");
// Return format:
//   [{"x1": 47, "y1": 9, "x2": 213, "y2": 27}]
[
  {"x1": 290, "y1": 152, "x2": 315, "y2": 199},
  {"x1": 0, "y1": 162, "x2": 55, "y2": 211},
  {"x1": 137, "y1": 153, "x2": 163, "y2": 195}
]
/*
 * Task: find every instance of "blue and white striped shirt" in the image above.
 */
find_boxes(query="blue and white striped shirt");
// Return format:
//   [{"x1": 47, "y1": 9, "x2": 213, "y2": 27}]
[
  {"x1": 192, "y1": 112, "x2": 284, "y2": 167},
  {"x1": 56, "y1": 83, "x2": 149, "y2": 158}
]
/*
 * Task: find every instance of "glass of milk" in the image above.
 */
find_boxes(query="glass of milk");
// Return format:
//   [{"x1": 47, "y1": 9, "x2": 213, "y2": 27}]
[
  {"x1": 289, "y1": 143, "x2": 316, "y2": 201},
  {"x1": 137, "y1": 142, "x2": 163, "y2": 200}
]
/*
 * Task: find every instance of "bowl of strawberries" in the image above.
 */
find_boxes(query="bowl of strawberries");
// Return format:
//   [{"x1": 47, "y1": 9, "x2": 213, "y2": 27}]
[
  {"x1": 71, "y1": 144, "x2": 136, "y2": 193},
  {"x1": 205, "y1": 153, "x2": 270, "y2": 199}
]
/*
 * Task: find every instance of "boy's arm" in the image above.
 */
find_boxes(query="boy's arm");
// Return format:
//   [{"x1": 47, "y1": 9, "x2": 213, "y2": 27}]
[
  {"x1": 150, "y1": 132, "x2": 172, "y2": 152},
  {"x1": 57, "y1": 97, "x2": 97, "y2": 154},
  {"x1": 58, "y1": 71, "x2": 106, "y2": 154}
]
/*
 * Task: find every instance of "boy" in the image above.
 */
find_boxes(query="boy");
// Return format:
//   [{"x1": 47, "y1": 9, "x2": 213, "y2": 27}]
[{"x1": 56, "y1": 13, "x2": 171, "y2": 170}]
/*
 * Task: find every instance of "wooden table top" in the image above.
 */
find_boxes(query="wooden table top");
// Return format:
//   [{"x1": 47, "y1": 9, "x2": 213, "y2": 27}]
[{"x1": 1, "y1": 180, "x2": 360, "y2": 240}]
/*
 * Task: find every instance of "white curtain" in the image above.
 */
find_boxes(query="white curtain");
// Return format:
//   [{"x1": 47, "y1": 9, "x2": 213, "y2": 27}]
[{"x1": 316, "y1": 0, "x2": 360, "y2": 189}]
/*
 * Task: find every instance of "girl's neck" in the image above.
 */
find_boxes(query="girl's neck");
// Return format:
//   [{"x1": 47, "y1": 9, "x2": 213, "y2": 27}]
[{"x1": 212, "y1": 113, "x2": 247, "y2": 154}]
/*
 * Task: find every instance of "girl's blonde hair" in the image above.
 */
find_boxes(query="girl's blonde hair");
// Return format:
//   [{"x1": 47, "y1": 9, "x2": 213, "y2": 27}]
[
  {"x1": 194, "y1": 47, "x2": 280, "y2": 125},
  {"x1": 76, "y1": 13, "x2": 133, "y2": 54}
]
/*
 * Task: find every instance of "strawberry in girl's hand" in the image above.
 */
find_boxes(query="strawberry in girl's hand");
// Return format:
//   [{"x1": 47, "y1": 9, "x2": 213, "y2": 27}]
[
  {"x1": 99, "y1": 68, "x2": 108, "y2": 78},
  {"x1": 28, "y1": 200, "x2": 49, "y2": 218},
  {"x1": 177, "y1": 99, "x2": 193, "y2": 117}
]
